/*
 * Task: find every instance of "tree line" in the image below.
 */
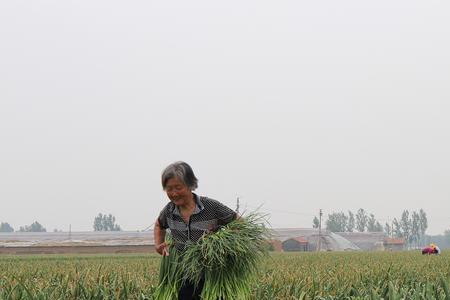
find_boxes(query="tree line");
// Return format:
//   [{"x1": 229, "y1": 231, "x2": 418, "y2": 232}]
[
  {"x1": 92, "y1": 213, "x2": 121, "y2": 231},
  {"x1": 0, "y1": 221, "x2": 46, "y2": 232},
  {"x1": 0, "y1": 213, "x2": 122, "y2": 232},
  {"x1": 313, "y1": 208, "x2": 428, "y2": 247}
]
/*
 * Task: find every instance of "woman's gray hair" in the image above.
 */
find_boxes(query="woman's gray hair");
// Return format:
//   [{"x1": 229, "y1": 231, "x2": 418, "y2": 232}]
[{"x1": 161, "y1": 161, "x2": 198, "y2": 190}]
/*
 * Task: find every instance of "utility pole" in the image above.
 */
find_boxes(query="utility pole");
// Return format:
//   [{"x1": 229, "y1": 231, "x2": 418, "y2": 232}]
[
  {"x1": 236, "y1": 197, "x2": 240, "y2": 214},
  {"x1": 391, "y1": 219, "x2": 394, "y2": 238},
  {"x1": 318, "y1": 209, "x2": 323, "y2": 252}
]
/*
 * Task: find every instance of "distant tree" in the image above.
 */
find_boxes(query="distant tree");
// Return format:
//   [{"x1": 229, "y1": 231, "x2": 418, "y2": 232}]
[
  {"x1": 384, "y1": 222, "x2": 392, "y2": 236},
  {"x1": 367, "y1": 214, "x2": 377, "y2": 232},
  {"x1": 93, "y1": 213, "x2": 104, "y2": 231},
  {"x1": 346, "y1": 211, "x2": 355, "y2": 232},
  {"x1": 18, "y1": 221, "x2": 46, "y2": 232},
  {"x1": 385, "y1": 209, "x2": 428, "y2": 245},
  {"x1": 374, "y1": 221, "x2": 383, "y2": 232},
  {"x1": 411, "y1": 211, "x2": 421, "y2": 247},
  {"x1": 93, "y1": 213, "x2": 121, "y2": 231},
  {"x1": 0, "y1": 222, "x2": 14, "y2": 232},
  {"x1": 312, "y1": 216, "x2": 320, "y2": 229},
  {"x1": 419, "y1": 209, "x2": 428, "y2": 245},
  {"x1": 325, "y1": 212, "x2": 347, "y2": 232},
  {"x1": 337, "y1": 212, "x2": 348, "y2": 231},
  {"x1": 104, "y1": 214, "x2": 121, "y2": 231},
  {"x1": 392, "y1": 218, "x2": 402, "y2": 238},
  {"x1": 400, "y1": 210, "x2": 411, "y2": 246},
  {"x1": 356, "y1": 208, "x2": 368, "y2": 232}
]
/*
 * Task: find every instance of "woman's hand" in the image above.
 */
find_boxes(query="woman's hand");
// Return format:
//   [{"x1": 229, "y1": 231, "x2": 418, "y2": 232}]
[
  {"x1": 154, "y1": 219, "x2": 169, "y2": 256},
  {"x1": 156, "y1": 242, "x2": 169, "y2": 256}
]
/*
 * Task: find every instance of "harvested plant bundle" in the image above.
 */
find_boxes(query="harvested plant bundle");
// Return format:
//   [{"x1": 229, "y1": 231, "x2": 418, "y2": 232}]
[
  {"x1": 153, "y1": 246, "x2": 183, "y2": 300},
  {"x1": 154, "y1": 213, "x2": 269, "y2": 299},
  {"x1": 185, "y1": 213, "x2": 269, "y2": 299}
]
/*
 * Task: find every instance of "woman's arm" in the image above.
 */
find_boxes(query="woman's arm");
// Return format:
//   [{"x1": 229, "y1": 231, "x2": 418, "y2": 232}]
[{"x1": 154, "y1": 219, "x2": 169, "y2": 256}]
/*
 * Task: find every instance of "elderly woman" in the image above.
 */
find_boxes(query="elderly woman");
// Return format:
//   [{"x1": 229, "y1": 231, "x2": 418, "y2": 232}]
[{"x1": 154, "y1": 161, "x2": 237, "y2": 300}]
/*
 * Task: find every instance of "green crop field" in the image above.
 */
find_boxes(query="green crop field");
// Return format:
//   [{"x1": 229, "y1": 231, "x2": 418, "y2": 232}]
[{"x1": 1, "y1": 251, "x2": 450, "y2": 299}]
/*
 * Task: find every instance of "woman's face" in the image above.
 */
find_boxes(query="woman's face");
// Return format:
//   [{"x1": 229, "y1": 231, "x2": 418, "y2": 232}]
[{"x1": 165, "y1": 177, "x2": 192, "y2": 207}]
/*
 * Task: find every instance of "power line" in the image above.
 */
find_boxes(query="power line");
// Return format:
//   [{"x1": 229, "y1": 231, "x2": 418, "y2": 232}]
[
  {"x1": 245, "y1": 205, "x2": 316, "y2": 217},
  {"x1": 318, "y1": 209, "x2": 322, "y2": 252}
]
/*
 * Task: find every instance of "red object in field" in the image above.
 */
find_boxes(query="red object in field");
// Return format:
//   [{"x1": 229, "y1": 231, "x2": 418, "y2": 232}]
[{"x1": 422, "y1": 247, "x2": 437, "y2": 254}]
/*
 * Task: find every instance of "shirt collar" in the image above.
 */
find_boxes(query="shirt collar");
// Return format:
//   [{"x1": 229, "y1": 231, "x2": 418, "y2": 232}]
[{"x1": 172, "y1": 193, "x2": 204, "y2": 216}]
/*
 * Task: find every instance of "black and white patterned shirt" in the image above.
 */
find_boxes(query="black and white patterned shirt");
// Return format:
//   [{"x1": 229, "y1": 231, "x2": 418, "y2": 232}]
[{"x1": 158, "y1": 194, "x2": 237, "y2": 250}]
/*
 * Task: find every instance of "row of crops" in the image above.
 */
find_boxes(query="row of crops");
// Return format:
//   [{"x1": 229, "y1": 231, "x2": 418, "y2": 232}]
[{"x1": 1, "y1": 251, "x2": 450, "y2": 299}]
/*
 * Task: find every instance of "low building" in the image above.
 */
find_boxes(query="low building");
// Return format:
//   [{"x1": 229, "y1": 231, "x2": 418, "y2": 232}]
[
  {"x1": 273, "y1": 229, "x2": 360, "y2": 251},
  {"x1": 282, "y1": 237, "x2": 308, "y2": 251},
  {"x1": 383, "y1": 237, "x2": 405, "y2": 251},
  {"x1": 337, "y1": 232, "x2": 406, "y2": 251},
  {"x1": 267, "y1": 239, "x2": 283, "y2": 252},
  {"x1": 0, "y1": 231, "x2": 154, "y2": 255},
  {"x1": 337, "y1": 232, "x2": 386, "y2": 251}
]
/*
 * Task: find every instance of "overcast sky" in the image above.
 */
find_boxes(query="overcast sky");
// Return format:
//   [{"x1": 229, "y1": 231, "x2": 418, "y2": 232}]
[{"x1": 1, "y1": 1, "x2": 449, "y2": 235}]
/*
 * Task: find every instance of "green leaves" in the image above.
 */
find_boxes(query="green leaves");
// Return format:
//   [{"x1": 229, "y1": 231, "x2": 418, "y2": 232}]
[
  {"x1": 155, "y1": 212, "x2": 270, "y2": 300},
  {"x1": 153, "y1": 248, "x2": 183, "y2": 300},
  {"x1": 0, "y1": 254, "x2": 160, "y2": 299},
  {"x1": 184, "y1": 213, "x2": 270, "y2": 299},
  {"x1": 1, "y1": 248, "x2": 450, "y2": 299}
]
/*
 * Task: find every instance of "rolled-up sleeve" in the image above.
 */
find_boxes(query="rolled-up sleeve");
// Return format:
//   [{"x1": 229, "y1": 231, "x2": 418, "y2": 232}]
[
  {"x1": 158, "y1": 205, "x2": 170, "y2": 229},
  {"x1": 213, "y1": 200, "x2": 237, "y2": 225}
]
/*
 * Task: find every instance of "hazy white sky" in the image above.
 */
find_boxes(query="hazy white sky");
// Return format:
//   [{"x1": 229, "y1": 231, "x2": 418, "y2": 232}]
[{"x1": 1, "y1": 0, "x2": 449, "y2": 234}]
